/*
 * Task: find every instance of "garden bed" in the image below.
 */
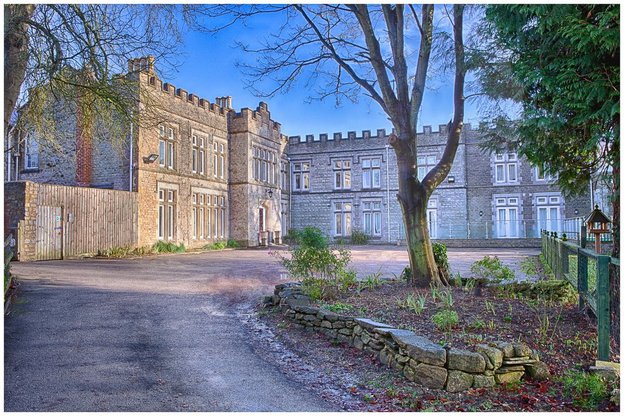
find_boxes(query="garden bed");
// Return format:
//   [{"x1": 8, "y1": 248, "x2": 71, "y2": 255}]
[
  {"x1": 259, "y1": 279, "x2": 620, "y2": 411},
  {"x1": 317, "y1": 280, "x2": 618, "y2": 373}
]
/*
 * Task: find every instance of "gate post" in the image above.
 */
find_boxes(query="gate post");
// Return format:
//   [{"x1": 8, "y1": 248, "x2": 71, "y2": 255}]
[{"x1": 596, "y1": 255, "x2": 611, "y2": 361}]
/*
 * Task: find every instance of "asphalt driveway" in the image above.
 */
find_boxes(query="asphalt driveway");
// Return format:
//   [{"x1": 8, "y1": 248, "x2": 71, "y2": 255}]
[{"x1": 4, "y1": 246, "x2": 537, "y2": 411}]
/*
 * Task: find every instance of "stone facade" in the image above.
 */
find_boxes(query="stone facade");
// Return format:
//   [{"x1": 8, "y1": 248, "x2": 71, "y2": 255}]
[
  {"x1": 288, "y1": 125, "x2": 592, "y2": 244},
  {"x1": 5, "y1": 56, "x2": 596, "y2": 250}
]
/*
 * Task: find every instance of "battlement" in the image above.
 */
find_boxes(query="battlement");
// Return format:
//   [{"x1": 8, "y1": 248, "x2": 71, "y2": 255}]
[
  {"x1": 231, "y1": 102, "x2": 281, "y2": 131},
  {"x1": 288, "y1": 123, "x2": 472, "y2": 145}
]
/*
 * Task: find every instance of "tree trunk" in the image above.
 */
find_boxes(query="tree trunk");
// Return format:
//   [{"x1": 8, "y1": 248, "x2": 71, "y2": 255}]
[
  {"x1": 4, "y1": 4, "x2": 35, "y2": 133},
  {"x1": 394, "y1": 138, "x2": 447, "y2": 288},
  {"x1": 609, "y1": 151, "x2": 619, "y2": 345}
]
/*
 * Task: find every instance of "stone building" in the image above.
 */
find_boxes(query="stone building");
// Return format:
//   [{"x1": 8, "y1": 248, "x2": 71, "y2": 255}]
[
  {"x1": 287, "y1": 125, "x2": 591, "y2": 245},
  {"x1": 6, "y1": 57, "x2": 288, "y2": 249},
  {"x1": 5, "y1": 56, "x2": 594, "y2": 254}
]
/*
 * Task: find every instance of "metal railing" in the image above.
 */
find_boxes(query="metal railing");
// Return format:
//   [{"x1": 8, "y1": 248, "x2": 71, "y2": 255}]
[
  {"x1": 542, "y1": 227, "x2": 617, "y2": 361},
  {"x1": 399, "y1": 219, "x2": 596, "y2": 240}
]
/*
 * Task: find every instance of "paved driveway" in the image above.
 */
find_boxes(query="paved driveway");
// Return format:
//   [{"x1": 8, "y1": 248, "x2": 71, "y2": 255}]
[{"x1": 4, "y1": 246, "x2": 537, "y2": 411}]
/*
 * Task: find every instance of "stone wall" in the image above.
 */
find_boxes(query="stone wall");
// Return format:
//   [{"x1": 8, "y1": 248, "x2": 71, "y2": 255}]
[{"x1": 267, "y1": 282, "x2": 549, "y2": 392}]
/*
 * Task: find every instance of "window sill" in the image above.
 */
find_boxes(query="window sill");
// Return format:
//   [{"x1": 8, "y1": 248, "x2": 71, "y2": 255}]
[{"x1": 21, "y1": 168, "x2": 40, "y2": 173}]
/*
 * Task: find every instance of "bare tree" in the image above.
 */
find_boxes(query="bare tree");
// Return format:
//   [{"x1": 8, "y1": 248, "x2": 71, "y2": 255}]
[
  {"x1": 4, "y1": 4, "x2": 187, "y2": 149},
  {"x1": 203, "y1": 4, "x2": 466, "y2": 286}
]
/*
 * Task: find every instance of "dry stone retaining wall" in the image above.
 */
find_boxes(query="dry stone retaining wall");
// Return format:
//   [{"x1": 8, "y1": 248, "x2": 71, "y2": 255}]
[{"x1": 267, "y1": 282, "x2": 549, "y2": 392}]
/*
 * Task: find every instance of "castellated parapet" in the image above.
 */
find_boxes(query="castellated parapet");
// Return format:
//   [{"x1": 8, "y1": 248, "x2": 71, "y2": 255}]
[
  {"x1": 228, "y1": 101, "x2": 282, "y2": 142},
  {"x1": 288, "y1": 123, "x2": 473, "y2": 145}
]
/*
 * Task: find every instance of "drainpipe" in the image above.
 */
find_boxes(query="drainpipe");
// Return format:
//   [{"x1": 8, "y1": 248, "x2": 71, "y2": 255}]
[
  {"x1": 385, "y1": 144, "x2": 391, "y2": 243},
  {"x1": 129, "y1": 116, "x2": 133, "y2": 191},
  {"x1": 288, "y1": 158, "x2": 292, "y2": 231}
]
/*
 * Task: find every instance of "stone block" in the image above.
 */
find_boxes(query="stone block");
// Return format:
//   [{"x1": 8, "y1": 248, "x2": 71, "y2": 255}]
[
  {"x1": 368, "y1": 340, "x2": 384, "y2": 351},
  {"x1": 525, "y1": 362, "x2": 550, "y2": 381},
  {"x1": 292, "y1": 305, "x2": 319, "y2": 315},
  {"x1": 492, "y1": 341, "x2": 515, "y2": 358},
  {"x1": 476, "y1": 344, "x2": 503, "y2": 369},
  {"x1": 317, "y1": 309, "x2": 340, "y2": 322},
  {"x1": 391, "y1": 332, "x2": 446, "y2": 366},
  {"x1": 413, "y1": 363, "x2": 448, "y2": 389},
  {"x1": 513, "y1": 343, "x2": 532, "y2": 358},
  {"x1": 354, "y1": 318, "x2": 394, "y2": 331},
  {"x1": 448, "y1": 349, "x2": 486, "y2": 373},
  {"x1": 353, "y1": 337, "x2": 364, "y2": 350},
  {"x1": 332, "y1": 320, "x2": 345, "y2": 329},
  {"x1": 473, "y1": 375, "x2": 496, "y2": 388},
  {"x1": 338, "y1": 328, "x2": 352, "y2": 336},
  {"x1": 496, "y1": 365, "x2": 524, "y2": 374},
  {"x1": 320, "y1": 320, "x2": 332, "y2": 329},
  {"x1": 495, "y1": 371, "x2": 523, "y2": 384},
  {"x1": 446, "y1": 370, "x2": 474, "y2": 392},
  {"x1": 361, "y1": 332, "x2": 371, "y2": 345}
]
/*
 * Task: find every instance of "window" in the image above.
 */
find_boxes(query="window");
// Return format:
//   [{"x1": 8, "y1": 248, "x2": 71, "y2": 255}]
[
  {"x1": 158, "y1": 188, "x2": 176, "y2": 240},
  {"x1": 362, "y1": 158, "x2": 381, "y2": 189},
  {"x1": 24, "y1": 133, "x2": 39, "y2": 169},
  {"x1": 292, "y1": 162, "x2": 310, "y2": 191},
  {"x1": 213, "y1": 141, "x2": 225, "y2": 179},
  {"x1": 281, "y1": 161, "x2": 288, "y2": 190},
  {"x1": 362, "y1": 201, "x2": 382, "y2": 236},
  {"x1": 536, "y1": 165, "x2": 557, "y2": 182},
  {"x1": 495, "y1": 196, "x2": 520, "y2": 238},
  {"x1": 192, "y1": 135, "x2": 206, "y2": 175},
  {"x1": 192, "y1": 192, "x2": 213, "y2": 240},
  {"x1": 334, "y1": 202, "x2": 352, "y2": 237},
  {"x1": 253, "y1": 146, "x2": 278, "y2": 185},
  {"x1": 417, "y1": 155, "x2": 436, "y2": 180},
  {"x1": 158, "y1": 125, "x2": 175, "y2": 169},
  {"x1": 333, "y1": 159, "x2": 351, "y2": 190},
  {"x1": 536, "y1": 194, "x2": 562, "y2": 234},
  {"x1": 427, "y1": 199, "x2": 438, "y2": 239},
  {"x1": 214, "y1": 196, "x2": 226, "y2": 239},
  {"x1": 494, "y1": 153, "x2": 518, "y2": 183}
]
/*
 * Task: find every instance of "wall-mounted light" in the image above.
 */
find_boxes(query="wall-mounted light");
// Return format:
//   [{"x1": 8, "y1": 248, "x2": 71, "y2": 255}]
[
  {"x1": 448, "y1": 176, "x2": 455, "y2": 183},
  {"x1": 143, "y1": 154, "x2": 159, "y2": 164},
  {"x1": 479, "y1": 210, "x2": 483, "y2": 217},
  {"x1": 574, "y1": 209, "x2": 579, "y2": 215},
  {"x1": 266, "y1": 188, "x2": 274, "y2": 199}
]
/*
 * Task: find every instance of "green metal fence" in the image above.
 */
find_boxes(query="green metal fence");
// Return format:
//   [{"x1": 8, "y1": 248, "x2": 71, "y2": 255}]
[{"x1": 541, "y1": 228, "x2": 617, "y2": 361}]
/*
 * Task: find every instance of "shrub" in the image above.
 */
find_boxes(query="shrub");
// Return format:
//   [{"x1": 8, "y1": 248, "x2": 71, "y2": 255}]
[
  {"x1": 400, "y1": 266, "x2": 412, "y2": 281},
  {"x1": 561, "y1": 370, "x2": 610, "y2": 410},
  {"x1": 203, "y1": 242, "x2": 227, "y2": 250},
  {"x1": 152, "y1": 241, "x2": 186, "y2": 253},
  {"x1": 226, "y1": 239, "x2": 240, "y2": 248},
  {"x1": 273, "y1": 226, "x2": 354, "y2": 301},
  {"x1": 432, "y1": 242, "x2": 451, "y2": 282},
  {"x1": 283, "y1": 229, "x2": 301, "y2": 245},
  {"x1": 432, "y1": 310, "x2": 459, "y2": 332},
  {"x1": 359, "y1": 271, "x2": 383, "y2": 291},
  {"x1": 350, "y1": 230, "x2": 370, "y2": 245},
  {"x1": 520, "y1": 256, "x2": 538, "y2": 277},
  {"x1": 470, "y1": 256, "x2": 515, "y2": 283}
]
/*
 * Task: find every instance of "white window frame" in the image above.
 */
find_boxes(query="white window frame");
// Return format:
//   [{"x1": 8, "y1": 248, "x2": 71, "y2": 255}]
[
  {"x1": 417, "y1": 155, "x2": 436, "y2": 181},
  {"x1": 362, "y1": 157, "x2": 381, "y2": 189},
  {"x1": 494, "y1": 196, "x2": 520, "y2": 238},
  {"x1": 333, "y1": 159, "x2": 351, "y2": 190},
  {"x1": 24, "y1": 133, "x2": 39, "y2": 169},
  {"x1": 333, "y1": 201, "x2": 352, "y2": 237},
  {"x1": 362, "y1": 201, "x2": 382, "y2": 237},
  {"x1": 493, "y1": 153, "x2": 518, "y2": 184},
  {"x1": 292, "y1": 161, "x2": 310, "y2": 192}
]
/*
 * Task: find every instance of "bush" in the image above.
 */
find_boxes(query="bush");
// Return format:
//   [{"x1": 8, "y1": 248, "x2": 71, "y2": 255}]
[
  {"x1": 203, "y1": 242, "x2": 227, "y2": 250},
  {"x1": 152, "y1": 241, "x2": 186, "y2": 253},
  {"x1": 226, "y1": 239, "x2": 240, "y2": 248},
  {"x1": 274, "y1": 226, "x2": 354, "y2": 301},
  {"x1": 470, "y1": 256, "x2": 515, "y2": 283},
  {"x1": 562, "y1": 370, "x2": 610, "y2": 410},
  {"x1": 350, "y1": 230, "x2": 369, "y2": 245},
  {"x1": 432, "y1": 310, "x2": 459, "y2": 332}
]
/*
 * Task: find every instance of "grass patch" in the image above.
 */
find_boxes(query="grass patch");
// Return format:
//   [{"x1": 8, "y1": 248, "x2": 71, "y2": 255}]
[
  {"x1": 152, "y1": 241, "x2": 186, "y2": 253},
  {"x1": 561, "y1": 370, "x2": 610, "y2": 410}
]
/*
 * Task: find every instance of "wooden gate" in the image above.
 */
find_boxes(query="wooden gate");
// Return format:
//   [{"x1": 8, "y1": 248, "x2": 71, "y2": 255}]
[{"x1": 36, "y1": 206, "x2": 63, "y2": 260}]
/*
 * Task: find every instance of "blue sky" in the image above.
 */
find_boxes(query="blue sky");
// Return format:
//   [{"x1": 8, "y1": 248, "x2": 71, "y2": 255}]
[{"x1": 163, "y1": 7, "x2": 483, "y2": 138}]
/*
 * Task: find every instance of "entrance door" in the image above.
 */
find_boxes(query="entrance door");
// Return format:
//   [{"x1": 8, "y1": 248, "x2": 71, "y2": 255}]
[
  {"x1": 36, "y1": 206, "x2": 63, "y2": 260},
  {"x1": 497, "y1": 207, "x2": 519, "y2": 238},
  {"x1": 538, "y1": 206, "x2": 560, "y2": 234}
]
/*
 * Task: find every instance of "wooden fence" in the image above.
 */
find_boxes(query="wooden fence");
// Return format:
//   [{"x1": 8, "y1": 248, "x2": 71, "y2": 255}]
[
  {"x1": 7, "y1": 182, "x2": 138, "y2": 260},
  {"x1": 541, "y1": 228, "x2": 618, "y2": 361}
]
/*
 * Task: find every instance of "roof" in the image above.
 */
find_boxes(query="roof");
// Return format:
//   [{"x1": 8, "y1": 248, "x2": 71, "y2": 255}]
[{"x1": 586, "y1": 205, "x2": 611, "y2": 224}]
